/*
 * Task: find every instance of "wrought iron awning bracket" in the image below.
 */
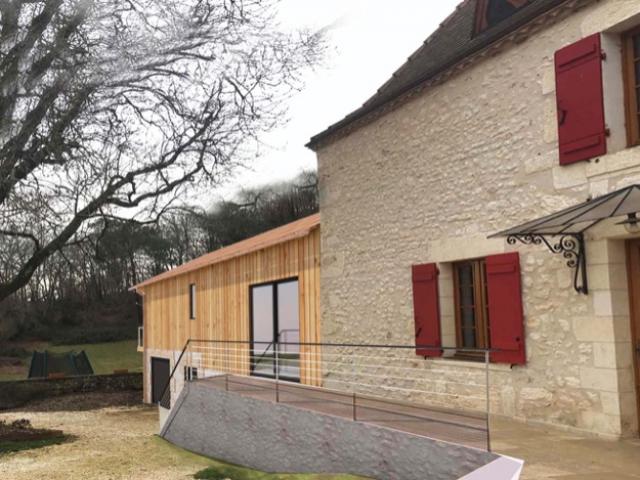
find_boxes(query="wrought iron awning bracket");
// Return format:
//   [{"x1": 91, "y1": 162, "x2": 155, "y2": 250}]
[{"x1": 506, "y1": 233, "x2": 588, "y2": 295}]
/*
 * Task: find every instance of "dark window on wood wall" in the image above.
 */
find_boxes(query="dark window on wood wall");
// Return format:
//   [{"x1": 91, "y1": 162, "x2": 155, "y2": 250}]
[
  {"x1": 623, "y1": 27, "x2": 640, "y2": 146},
  {"x1": 189, "y1": 283, "x2": 196, "y2": 320},
  {"x1": 453, "y1": 259, "x2": 490, "y2": 352}
]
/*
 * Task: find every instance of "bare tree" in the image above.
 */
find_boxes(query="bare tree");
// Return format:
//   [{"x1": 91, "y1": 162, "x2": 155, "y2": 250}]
[{"x1": 0, "y1": 0, "x2": 322, "y2": 301}]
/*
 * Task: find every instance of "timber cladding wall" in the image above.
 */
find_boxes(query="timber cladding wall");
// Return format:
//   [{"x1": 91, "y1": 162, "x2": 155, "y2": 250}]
[{"x1": 138, "y1": 226, "x2": 321, "y2": 394}]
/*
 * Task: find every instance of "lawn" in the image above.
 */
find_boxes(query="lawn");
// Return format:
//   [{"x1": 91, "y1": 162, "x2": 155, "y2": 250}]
[
  {"x1": 0, "y1": 392, "x2": 367, "y2": 480},
  {"x1": 0, "y1": 340, "x2": 141, "y2": 381},
  {"x1": 194, "y1": 463, "x2": 364, "y2": 480}
]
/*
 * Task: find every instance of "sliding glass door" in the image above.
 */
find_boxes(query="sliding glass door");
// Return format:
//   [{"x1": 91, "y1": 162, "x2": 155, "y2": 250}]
[{"x1": 250, "y1": 279, "x2": 300, "y2": 381}]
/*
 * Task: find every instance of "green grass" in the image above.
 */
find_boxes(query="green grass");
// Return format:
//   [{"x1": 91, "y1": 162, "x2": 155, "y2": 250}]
[
  {"x1": 48, "y1": 340, "x2": 141, "y2": 375},
  {"x1": 151, "y1": 437, "x2": 366, "y2": 480},
  {"x1": 0, "y1": 435, "x2": 69, "y2": 454},
  {"x1": 194, "y1": 463, "x2": 366, "y2": 480},
  {"x1": 0, "y1": 340, "x2": 141, "y2": 380}
]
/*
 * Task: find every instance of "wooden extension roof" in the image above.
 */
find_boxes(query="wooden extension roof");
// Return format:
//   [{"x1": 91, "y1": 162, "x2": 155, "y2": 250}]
[{"x1": 132, "y1": 213, "x2": 320, "y2": 290}]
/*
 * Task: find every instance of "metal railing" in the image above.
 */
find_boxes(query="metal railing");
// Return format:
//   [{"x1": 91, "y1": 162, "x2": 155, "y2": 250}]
[{"x1": 158, "y1": 340, "x2": 494, "y2": 450}]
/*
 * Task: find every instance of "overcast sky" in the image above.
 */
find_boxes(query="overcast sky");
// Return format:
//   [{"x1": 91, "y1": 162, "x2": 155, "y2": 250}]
[{"x1": 218, "y1": 0, "x2": 461, "y2": 197}]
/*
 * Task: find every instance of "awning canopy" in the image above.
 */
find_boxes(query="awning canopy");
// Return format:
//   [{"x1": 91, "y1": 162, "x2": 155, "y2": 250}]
[{"x1": 489, "y1": 185, "x2": 640, "y2": 295}]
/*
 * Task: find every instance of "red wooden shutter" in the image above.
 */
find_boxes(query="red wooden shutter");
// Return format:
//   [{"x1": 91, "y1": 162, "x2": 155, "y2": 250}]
[
  {"x1": 411, "y1": 263, "x2": 442, "y2": 357},
  {"x1": 486, "y1": 253, "x2": 526, "y2": 365},
  {"x1": 554, "y1": 33, "x2": 607, "y2": 165}
]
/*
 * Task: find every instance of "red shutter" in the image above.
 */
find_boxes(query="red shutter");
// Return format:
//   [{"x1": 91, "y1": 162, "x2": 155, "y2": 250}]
[
  {"x1": 411, "y1": 263, "x2": 442, "y2": 357},
  {"x1": 554, "y1": 33, "x2": 607, "y2": 165},
  {"x1": 486, "y1": 253, "x2": 526, "y2": 365}
]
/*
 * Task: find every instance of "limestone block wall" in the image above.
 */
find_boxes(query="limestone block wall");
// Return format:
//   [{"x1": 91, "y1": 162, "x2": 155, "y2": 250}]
[{"x1": 316, "y1": 0, "x2": 640, "y2": 437}]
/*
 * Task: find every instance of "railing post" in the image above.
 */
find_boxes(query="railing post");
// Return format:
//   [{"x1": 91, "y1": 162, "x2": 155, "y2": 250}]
[
  {"x1": 485, "y1": 350, "x2": 491, "y2": 452},
  {"x1": 275, "y1": 342, "x2": 280, "y2": 403},
  {"x1": 351, "y1": 350, "x2": 356, "y2": 421},
  {"x1": 352, "y1": 393, "x2": 357, "y2": 421}
]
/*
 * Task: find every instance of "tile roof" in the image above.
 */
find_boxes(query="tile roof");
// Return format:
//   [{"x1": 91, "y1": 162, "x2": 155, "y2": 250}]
[
  {"x1": 307, "y1": 0, "x2": 574, "y2": 150},
  {"x1": 132, "y1": 213, "x2": 320, "y2": 290}
]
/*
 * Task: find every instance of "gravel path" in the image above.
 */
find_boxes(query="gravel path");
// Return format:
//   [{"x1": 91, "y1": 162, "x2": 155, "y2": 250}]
[{"x1": 0, "y1": 392, "x2": 213, "y2": 480}]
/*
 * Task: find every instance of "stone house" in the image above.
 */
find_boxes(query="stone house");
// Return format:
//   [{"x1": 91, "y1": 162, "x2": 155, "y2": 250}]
[{"x1": 307, "y1": 0, "x2": 640, "y2": 438}]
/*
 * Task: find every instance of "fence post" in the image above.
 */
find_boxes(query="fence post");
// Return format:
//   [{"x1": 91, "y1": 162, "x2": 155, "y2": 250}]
[
  {"x1": 275, "y1": 342, "x2": 280, "y2": 403},
  {"x1": 485, "y1": 350, "x2": 491, "y2": 452},
  {"x1": 352, "y1": 393, "x2": 357, "y2": 421},
  {"x1": 351, "y1": 350, "x2": 357, "y2": 421}
]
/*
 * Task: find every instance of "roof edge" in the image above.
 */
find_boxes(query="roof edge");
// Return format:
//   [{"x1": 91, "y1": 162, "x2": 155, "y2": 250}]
[
  {"x1": 131, "y1": 213, "x2": 320, "y2": 290},
  {"x1": 307, "y1": 0, "x2": 587, "y2": 152}
]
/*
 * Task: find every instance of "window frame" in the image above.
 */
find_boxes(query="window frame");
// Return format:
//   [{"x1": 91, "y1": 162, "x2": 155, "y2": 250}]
[
  {"x1": 452, "y1": 258, "x2": 490, "y2": 358},
  {"x1": 248, "y1": 277, "x2": 300, "y2": 382},
  {"x1": 188, "y1": 283, "x2": 196, "y2": 320},
  {"x1": 622, "y1": 26, "x2": 640, "y2": 147},
  {"x1": 184, "y1": 365, "x2": 198, "y2": 381}
]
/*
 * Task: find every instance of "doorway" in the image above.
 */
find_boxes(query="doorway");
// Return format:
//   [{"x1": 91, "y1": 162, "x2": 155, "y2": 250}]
[
  {"x1": 250, "y1": 278, "x2": 300, "y2": 381},
  {"x1": 626, "y1": 239, "x2": 640, "y2": 433},
  {"x1": 151, "y1": 357, "x2": 170, "y2": 405}
]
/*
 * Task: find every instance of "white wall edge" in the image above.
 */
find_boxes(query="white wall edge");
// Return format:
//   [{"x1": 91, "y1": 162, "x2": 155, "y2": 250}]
[{"x1": 458, "y1": 455, "x2": 524, "y2": 480}]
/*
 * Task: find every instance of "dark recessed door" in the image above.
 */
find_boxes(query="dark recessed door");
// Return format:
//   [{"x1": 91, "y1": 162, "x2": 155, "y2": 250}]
[
  {"x1": 626, "y1": 239, "x2": 640, "y2": 434},
  {"x1": 151, "y1": 357, "x2": 170, "y2": 404}
]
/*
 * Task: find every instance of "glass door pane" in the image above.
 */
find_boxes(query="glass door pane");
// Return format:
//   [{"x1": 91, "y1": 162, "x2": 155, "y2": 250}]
[
  {"x1": 251, "y1": 284, "x2": 274, "y2": 377},
  {"x1": 277, "y1": 280, "x2": 300, "y2": 381}
]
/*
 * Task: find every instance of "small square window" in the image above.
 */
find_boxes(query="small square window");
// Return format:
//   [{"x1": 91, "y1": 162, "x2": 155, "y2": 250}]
[
  {"x1": 184, "y1": 366, "x2": 198, "y2": 381},
  {"x1": 474, "y1": 0, "x2": 531, "y2": 36}
]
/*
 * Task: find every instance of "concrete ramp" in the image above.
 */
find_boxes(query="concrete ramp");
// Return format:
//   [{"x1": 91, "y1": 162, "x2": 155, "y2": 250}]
[{"x1": 161, "y1": 379, "x2": 515, "y2": 480}]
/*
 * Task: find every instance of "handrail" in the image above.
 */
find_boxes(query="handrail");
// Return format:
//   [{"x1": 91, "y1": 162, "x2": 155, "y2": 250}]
[
  {"x1": 158, "y1": 338, "x2": 494, "y2": 451},
  {"x1": 158, "y1": 339, "x2": 191, "y2": 409},
  {"x1": 251, "y1": 329, "x2": 300, "y2": 371},
  {"x1": 189, "y1": 338, "x2": 501, "y2": 353},
  {"x1": 251, "y1": 340, "x2": 276, "y2": 370}
]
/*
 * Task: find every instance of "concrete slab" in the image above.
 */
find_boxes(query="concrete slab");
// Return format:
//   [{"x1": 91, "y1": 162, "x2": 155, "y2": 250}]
[{"x1": 491, "y1": 417, "x2": 640, "y2": 479}]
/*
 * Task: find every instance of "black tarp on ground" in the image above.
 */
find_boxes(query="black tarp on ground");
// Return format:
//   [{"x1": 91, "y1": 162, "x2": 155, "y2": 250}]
[{"x1": 27, "y1": 350, "x2": 94, "y2": 379}]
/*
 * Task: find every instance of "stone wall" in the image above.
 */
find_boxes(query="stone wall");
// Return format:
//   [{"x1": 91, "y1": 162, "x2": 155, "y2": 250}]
[
  {"x1": 315, "y1": 0, "x2": 640, "y2": 437},
  {"x1": 161, "y1": 380, "x2": 499, "y2": 480},
  {"x1": 0, "y1": 373, "x2": 142, "y2": 410}
]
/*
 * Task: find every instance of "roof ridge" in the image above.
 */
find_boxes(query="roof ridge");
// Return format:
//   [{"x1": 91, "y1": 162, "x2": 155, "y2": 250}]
[{"x1": 132, "y1": 213, "x2": 320, "y2": 289}]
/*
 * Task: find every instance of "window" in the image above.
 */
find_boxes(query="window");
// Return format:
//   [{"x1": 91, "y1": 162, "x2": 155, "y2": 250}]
[
  {"x1": 411, "y1": 253, "x2": 526, "y2": 365},
  {"x1": 189, "y1": 283, "x2": 196, "y2": 320},
  {"x1": 474, "y1": 0, "x2": 530, "y2": 35},
  {"x1": 184, "y1": 366, "x2": 198, "y2": 381},
  {"x1": 250, "y1": 278, "x2": 300, "y2": 381},
  {"x1": 453, "y1": 259, "x2": 490, "y2": 354},
  {"x1": 623, "y1": 27, "x2": 640, "y2": 146}
]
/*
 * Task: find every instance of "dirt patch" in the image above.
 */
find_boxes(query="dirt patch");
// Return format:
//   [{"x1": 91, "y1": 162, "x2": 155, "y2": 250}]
[
  {"x1": 11, "y1": 390, "x2": 142, "y2": 412},
  {"x1": 0, "y1": 419, "x2": 63, "y2": 442},
  {"x1": 0, "y1": 391, "x2": 214, "y2": 480},
  {"x1": 0, "y1": 418, "x2": 70, "y2": 455}
]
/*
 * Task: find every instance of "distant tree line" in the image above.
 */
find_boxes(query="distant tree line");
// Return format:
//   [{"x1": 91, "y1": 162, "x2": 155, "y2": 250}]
[{"x1": 0, "y1": 172, "x2": 318, "y2": 341}]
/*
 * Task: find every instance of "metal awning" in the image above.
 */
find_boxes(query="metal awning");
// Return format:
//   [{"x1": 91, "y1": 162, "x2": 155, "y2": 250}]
[{"x1": 489, "y1": 184, "x2": 640, "y2": 295}]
